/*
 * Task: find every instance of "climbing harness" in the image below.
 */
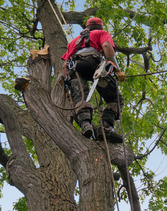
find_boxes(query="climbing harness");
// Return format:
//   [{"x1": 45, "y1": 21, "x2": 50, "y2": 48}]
[
  {"x1": 76, "y1": 28, "x2": 90, "y2": 50},
  {"x1": 52, "y1": 59, "x2": 85, "y2": 111}
]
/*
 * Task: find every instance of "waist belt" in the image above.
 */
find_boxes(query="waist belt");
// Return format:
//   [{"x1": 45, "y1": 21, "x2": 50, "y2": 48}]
[{"x1": 72, "y1": 47, "x2": 102, "y2": 61}]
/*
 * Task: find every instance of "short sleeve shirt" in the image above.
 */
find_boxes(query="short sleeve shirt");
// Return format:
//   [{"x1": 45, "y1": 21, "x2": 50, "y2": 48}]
[{"x1": 61, "y1": 30, "x2": 115, "y2": 60}]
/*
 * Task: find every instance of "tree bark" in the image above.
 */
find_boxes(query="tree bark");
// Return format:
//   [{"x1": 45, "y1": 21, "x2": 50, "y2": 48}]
[
  {"x1": 119, "y1": 167, "x2": 141, "y2": 211},
  {"x1": 24, "y1": 57, "x2": 115, "y2": 210},
  {"x1": 0, "y1": 94, "x2": 77, "y2": 211}
]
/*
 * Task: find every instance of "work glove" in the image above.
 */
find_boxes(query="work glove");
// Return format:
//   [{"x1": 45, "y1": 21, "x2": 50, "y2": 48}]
[{"x1": 114, "y1": 69, "x2": 126, "y2": 82}]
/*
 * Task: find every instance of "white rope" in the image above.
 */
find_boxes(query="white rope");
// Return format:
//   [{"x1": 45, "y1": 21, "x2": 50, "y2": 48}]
[
  {"x1": 48, "y1": 0, "x2": 72, "y2": 42},
  {"x1": 55, "y1": 1, "x2": 74, "y2": 40}
]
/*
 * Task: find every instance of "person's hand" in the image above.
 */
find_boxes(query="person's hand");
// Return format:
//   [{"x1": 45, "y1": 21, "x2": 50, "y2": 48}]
[
  {"x1": 62, "y1": 61, "x2": 68, "y2": 78},
  {"x1": 114, "y1": 69, "x2": 126, "y2": 82}
]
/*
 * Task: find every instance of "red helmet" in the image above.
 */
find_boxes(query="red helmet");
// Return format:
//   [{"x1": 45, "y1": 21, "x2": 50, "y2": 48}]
[{"x1": 86, "y1": 17, "x2": 103, "y2": 27}]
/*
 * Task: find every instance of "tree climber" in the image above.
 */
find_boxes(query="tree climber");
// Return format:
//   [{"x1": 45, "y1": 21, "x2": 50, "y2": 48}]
[{"x1": 61, "y1": 17, "x2": 125, "y2": 142}]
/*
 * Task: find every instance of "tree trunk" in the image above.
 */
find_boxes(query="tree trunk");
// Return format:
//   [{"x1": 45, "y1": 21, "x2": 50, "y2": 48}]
[
  {"x1": 0, "y1": 94, "x2": 77, "y2": 211},
  {"x1": 24, "y1": 54, "x2": 115, "y2": 210}
]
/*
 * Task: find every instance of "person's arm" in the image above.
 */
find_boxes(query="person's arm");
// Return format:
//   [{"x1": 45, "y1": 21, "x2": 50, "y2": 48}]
[
  {"x1": 102, "y1": 41, "x2": 126, "y2": 82},
  {"x1": 102, "y1": 41, "x2": 115, "y2": 61}
]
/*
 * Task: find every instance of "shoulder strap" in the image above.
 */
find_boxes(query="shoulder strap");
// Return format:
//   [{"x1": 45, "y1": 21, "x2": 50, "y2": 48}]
[{"x1": 76, "y1": 28, "x2": 90, "y2": 50}]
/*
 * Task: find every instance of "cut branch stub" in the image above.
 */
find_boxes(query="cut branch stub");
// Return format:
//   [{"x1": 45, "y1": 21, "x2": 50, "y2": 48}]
[
  {"x1": 15, "y1": 77, "x2": 31, "y2": 91},
  {"x1": 27, "y1": 53, "x2": 52, "y2": 92},
  {"x1": 107, "y1": 143, "x2": 134, "y2": 168}
]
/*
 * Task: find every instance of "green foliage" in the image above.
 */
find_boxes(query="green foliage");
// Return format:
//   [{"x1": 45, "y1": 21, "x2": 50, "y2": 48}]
[
  {"x1": 0, "y1": 167, "x2": 8, "y2": 198},
  {"x1": 74, "y1": 186, "x2": 80, "y2": 196},
  {"x1": 0, "y1": 0, "x2": 43, "y2": 98},
  {"x1": 13, "y1": 197, "x2": 28, "y2": 211},
  {"x1": 149, "y1": 177, "x2": 167, "y2": 210},
  {"x1": 23, "y1": 137, "x2": 38, "y2": 164}
]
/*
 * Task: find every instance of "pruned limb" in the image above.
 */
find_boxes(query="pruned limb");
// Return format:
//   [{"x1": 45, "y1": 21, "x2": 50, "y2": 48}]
[
  {"x1": 107, "y1": 143, "x2": 134, "y2": 168},
  {"x1": 15, "y1": 77, "x2": 31, "y2": 91},
  {"x1": 27, "y1": 53, "x2": 72, "y2": 120},
  {"x1": 27, "y1": 47, "x2": 51, "y2": 92}
]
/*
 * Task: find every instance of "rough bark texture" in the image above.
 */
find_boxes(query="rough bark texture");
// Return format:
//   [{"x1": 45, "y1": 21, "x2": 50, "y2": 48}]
[
  {"x1": 0, "y1": 94, "x2": 77, "y2": 211},
  {"x1": 24, "y1": 56, "x2": 115, "y2": 210}
]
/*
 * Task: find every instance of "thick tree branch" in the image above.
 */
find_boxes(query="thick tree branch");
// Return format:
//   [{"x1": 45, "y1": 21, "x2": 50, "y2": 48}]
[
  {"x1": 119, "y1": 167, "x2": 141, "y2": 211},
  {"x1": 62, "y1": 8, "x2": 98, "y2": 28},
  {"x1": 115, "y1": 44, "x2": 152, "y2": 55},
  {"x1": 27, "y1": 54, "x2": 51, "y2": 92},
  {"x1": 0, "y1": 94, "x2": 35, "y2": 168},
  {"x1": 0, "y1": 94, "x2": 77, "y2": 205},
  {"x1": 107, "y1": 143, "x2": 134, "y2": 168}
]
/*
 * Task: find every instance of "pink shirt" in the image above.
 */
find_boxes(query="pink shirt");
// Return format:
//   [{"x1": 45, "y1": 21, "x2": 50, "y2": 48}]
[{"x1": 61, "y1": 30, "x2": 115, "y2": 60}]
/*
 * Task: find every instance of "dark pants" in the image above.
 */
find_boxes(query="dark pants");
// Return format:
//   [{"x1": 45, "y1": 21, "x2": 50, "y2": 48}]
[{"x1": 69, "y1": 57, "x2": 124, "y2": 127}]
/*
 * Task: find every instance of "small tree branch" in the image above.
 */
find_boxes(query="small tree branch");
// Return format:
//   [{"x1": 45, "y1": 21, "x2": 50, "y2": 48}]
[
  {"x1": 126, "y1": 70, "x2": 167, "y2": 78},
  {"x1": 135, "y1": 129, "x2": 166, "y2": 160},
  {"x1": 123, "y1": 9, "x2": 167, "y2": 27},
  {"x1": 160, "y1": 140, "x2": 167, "y2": 147}
]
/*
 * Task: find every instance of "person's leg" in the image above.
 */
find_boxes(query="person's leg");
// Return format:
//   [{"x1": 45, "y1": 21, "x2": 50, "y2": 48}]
[
  {"x1": 69, "y1": 75, "x2": 94, "y2": 138},
  {"x1": 96, "y1": 80, "x2": 124, "y2": 143},
  {"x1": 69, "y1": 57, "x2": 100, "y2": 138}
]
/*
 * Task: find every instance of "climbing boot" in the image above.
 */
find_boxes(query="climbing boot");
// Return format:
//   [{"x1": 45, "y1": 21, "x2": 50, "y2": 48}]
[
  {"x1": 96, "y1": 121, "x2": 122, "y2": 143},
  {"x1": 81, "y1": 120, "x2": 94, "y2": 138}
]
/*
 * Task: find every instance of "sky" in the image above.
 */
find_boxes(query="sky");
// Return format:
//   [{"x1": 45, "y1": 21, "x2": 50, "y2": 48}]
[{"x1": 0, "y1": 0, "x2": 167, "y2": 211}]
